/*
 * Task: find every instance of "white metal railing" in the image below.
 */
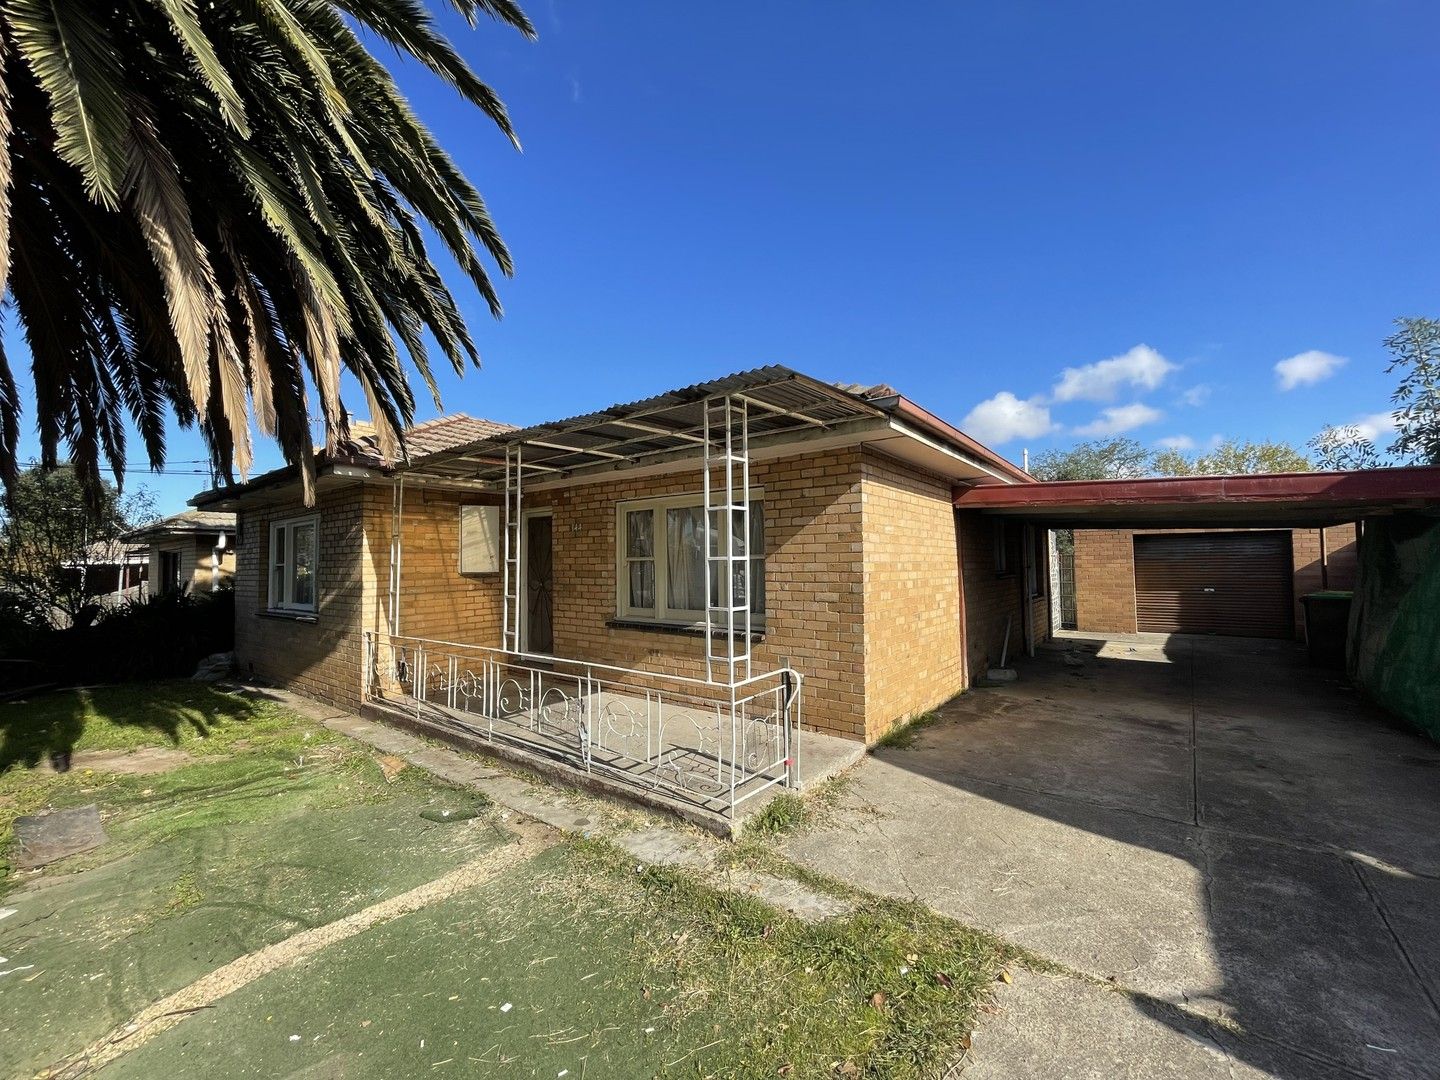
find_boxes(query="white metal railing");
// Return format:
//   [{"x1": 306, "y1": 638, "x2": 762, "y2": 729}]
[{"x1": 362, "y1": 632, "x2": 801, "y2": 820}]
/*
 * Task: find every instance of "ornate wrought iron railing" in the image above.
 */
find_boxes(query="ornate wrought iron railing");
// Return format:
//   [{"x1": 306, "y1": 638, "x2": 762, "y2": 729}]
[{"x1": 362, "y1": 633, "x2": 801, "y2": 820}]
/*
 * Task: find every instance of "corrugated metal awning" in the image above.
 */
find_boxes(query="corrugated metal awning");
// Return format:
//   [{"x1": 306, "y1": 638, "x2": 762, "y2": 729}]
[{"x1": 400, "y1": 366, "x2": 889, "y2": 487}]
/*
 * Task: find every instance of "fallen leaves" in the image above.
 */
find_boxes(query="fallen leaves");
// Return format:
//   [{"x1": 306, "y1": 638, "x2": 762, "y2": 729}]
[{"x1": 377, "y1": 755, "x2": 408, "y2": 783}]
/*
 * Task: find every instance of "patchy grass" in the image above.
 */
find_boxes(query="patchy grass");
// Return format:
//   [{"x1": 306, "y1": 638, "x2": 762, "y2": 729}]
[
  {"x1": 740, "y1": 772, "x2": 857, "y2": 841},
  {"x1": 0, "y1": 686, "x2": 512, "y2": 1078},
  {"x1": 0, "y1": 681, "x2": 298, "y2": 767},
  {"x1": 874, "y1": 709, "x2": 942, "y2": 751},
  {"x1": 0, "y1": 683, "x2": 376, "y2": 879},
  {"x1": 4, "y1": 685, "x2": 1021, "y2": 1079},
  {"x1": 745, "y1": 790, "x2": 809, "y2": 836},
  {"x1": 106, "y1": 837, "x2": 1018, "y2": 1080}
]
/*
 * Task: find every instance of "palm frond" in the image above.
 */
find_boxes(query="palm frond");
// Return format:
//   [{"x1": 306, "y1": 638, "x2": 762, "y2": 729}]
[{"x1": 0, "y1": 0, "x2": 531, "y2": 504}]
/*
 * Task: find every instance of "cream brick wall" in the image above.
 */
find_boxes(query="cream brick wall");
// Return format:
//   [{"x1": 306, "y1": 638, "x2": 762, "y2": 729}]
[
  {"x1": 235, "y1": 446, "x2": 1014, "y2": 744},
  {"x1": 234, "y1": 486, "x2": 377, "y2": 711},
  {"x1": 1074, "y1": 529, "x2": 1138, "y2": 633},
  {"x1": 373, "y1": 487, "x2": 504, "y2": 645},
  {"x1": 859, "y1": 453, "x2": 963, "y2": 741},
  {"x1": 517, "y1": 448, "x2": 869, "y2": 739}
]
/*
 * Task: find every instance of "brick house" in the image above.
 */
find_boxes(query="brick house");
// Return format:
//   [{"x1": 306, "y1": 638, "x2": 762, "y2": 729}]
[
  {"x1": 194, "y1": 368, "x2": 1047, "y2": 820},
  {"x1": 125, "y1": 510, "x2": 238, "y2": 598},
  {"x1": 1071, "y1": 525, "x2": 1358, "y2": 641}
]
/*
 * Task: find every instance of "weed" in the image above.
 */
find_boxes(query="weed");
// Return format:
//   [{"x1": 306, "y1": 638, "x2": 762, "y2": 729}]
[
  {"x1": 745, "y1": 791, "x2": 808, "y2": 837},
  {"x1": 874, "y1": 710, "x2": 942, "y2": 750}
]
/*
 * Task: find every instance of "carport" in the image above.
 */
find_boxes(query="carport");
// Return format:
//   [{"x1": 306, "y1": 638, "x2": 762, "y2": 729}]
[
  {"x1": 954, "y1": 465, "x2": 1440, "y2": 735},
  {"x1": 780, "y1": 465, "x2": 1440, "y2": 1079}
]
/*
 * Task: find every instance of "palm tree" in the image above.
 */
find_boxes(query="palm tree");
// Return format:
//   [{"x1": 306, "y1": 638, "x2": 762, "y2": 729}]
[{"x1": 0, "y1": 0, "x2": 534, "y2": 505}]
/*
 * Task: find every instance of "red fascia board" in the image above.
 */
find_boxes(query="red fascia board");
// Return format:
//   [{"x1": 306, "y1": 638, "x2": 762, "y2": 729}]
[{"x1": 953, "y1": 466, "x2": 1440, "y2": 509}]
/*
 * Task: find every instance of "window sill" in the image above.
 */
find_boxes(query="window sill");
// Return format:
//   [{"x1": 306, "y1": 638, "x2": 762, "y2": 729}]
[
  {"x1": 257, "y1": 609, "x2": 318, "y2": 624},
  {"x1": 605, "y1": 618, "x2": 766, "y2": 643}
]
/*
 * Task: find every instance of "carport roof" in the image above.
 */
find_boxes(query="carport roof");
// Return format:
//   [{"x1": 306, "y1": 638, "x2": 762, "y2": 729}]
[{"x1": 953, "y1": 466, "x2": 1440, "y2": 528}]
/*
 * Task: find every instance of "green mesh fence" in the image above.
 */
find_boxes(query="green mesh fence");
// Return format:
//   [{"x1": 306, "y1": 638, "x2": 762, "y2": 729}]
[{"x1": 1349, "y1": 514, "x2": 1440, "y2": 741}]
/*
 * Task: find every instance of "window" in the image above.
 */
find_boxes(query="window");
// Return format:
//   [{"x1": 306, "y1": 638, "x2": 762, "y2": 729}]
[
  {"x1": 458, "y1": 505, "x2": 500, "y2": 574},
  {"x1": 1026, "y1": 526, "x2": 1045, "y2": 598},
  {"x1": 993, "y1": 522, "x2": 1011, "y2": 575},
  {"x1": 158, "y1": 550, "x2": 182, "y2": 596},
  {"x1": 616, "y1": 494, "x2": 765, "y2": 625},
  {"x1": 269, "y1": 515, "x2": 318, "y2": 612}
]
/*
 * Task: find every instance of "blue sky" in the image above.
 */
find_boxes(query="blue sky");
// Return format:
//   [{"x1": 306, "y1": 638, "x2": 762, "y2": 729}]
[{"x1": 12, "y1": 1, "x2": 1440, "y2": 512}]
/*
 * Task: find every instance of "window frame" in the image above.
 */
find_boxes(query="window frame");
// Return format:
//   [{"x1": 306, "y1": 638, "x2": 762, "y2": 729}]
[
  {"x1": 614, "y1": 490, "x2": 765, "y2": 627},
  {"x1": 268, "y1": 514, "x2": 319, "y2": 613},
  {"x1": 993, "y1": 521, "x2": 1012, "y2": 576},
  {"x1": 457, "y1": 504, "x2": 501, "y2": 575},
  {"x1": 1027, "y1": 526, "x2": 1046, "y2": 599}
]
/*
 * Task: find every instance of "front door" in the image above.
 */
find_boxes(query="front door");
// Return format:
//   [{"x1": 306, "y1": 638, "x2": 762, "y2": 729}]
[{"x1": 524, "y1": 514, "x2": 554, "y2": 653}]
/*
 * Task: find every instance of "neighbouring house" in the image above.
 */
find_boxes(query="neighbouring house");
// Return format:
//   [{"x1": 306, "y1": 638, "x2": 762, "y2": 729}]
[
  {"x1": 61, "y1": 539, "x2": 151, "y2": 608},
  {"x1": 124, "y1": 511, "x2": 238, "y2": 598},
  {"x1": 191, "y1": 368, "x2": 1440, "y2": 823},
  {"x1": 1068, "y1": 524, "x2": 1359, "y2": 641}
]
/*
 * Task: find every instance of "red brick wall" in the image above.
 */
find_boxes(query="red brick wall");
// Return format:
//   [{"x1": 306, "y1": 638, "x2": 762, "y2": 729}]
[
  {"x1": 1074, "y1": 529, "x2": 1138, "y2": 633},
  {"x1": 957, "y1": 512, "x2": 1037, "y2": 676}
]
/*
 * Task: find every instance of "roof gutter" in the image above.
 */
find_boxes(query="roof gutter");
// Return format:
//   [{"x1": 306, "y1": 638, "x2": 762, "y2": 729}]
[{"x1": 870, "y1": 395, "x2": 1035, "y2": 485}]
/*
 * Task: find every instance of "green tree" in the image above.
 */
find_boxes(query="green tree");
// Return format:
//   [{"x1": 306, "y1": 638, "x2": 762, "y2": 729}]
[
  {"x1": 1030, "y1": 438, "x2": 1152, "y2": 481},
  {"x1": 0, "y1": 465, "x2": 155, "y2": 625},
  {"x1": 0, "y1": 0, "x2": 534, "y2": 505},
  {"x1": 1152, "y1": 439, "x2": 1311, "y2": 476},
  {"x1": 1385, "y1": 317, "x2": 1440, "y2": 465},
  {"x1": 1308, "y1": 425, "x2": 1386, "y2": 471}
]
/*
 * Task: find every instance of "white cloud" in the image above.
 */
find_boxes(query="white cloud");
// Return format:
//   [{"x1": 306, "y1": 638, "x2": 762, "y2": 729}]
[
  {"x1": 1274, "y1": 350, "x2": 1346, "y2": 391},
  {"x1": 1155, "y1": 434, "x2": 1196, "y2": 450},
  {"x1": 1052, "y1": 345, "x2": 1177, "y2": 403},
  {"x1": 1177, "y1": 384, "x2": 1210, "y2": 407},
  {"x1": 961, "y1": 391, "x2": 1054, "y2": 446},
  {"x1": 1073, "y1": 403, "x2": 1164, "y2": 437},
  {"x1": 1351, "y1": 410, "x2": 1399, "y2": 442}
]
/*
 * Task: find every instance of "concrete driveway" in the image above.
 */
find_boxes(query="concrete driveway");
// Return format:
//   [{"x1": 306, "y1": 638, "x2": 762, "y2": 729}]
[{"x1": 784, "y1": 633, "x2": 1440, "y2": 1080}]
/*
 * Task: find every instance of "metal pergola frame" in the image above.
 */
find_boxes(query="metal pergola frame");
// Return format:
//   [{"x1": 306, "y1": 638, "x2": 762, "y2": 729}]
[{"x1": 386, "y1": 367, "x2": 888, "y2": 685}]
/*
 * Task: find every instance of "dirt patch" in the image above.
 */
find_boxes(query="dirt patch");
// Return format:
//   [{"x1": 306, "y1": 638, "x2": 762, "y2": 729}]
[{"x1": 34, "y1": 747, "x2": 198, "y2": 776}]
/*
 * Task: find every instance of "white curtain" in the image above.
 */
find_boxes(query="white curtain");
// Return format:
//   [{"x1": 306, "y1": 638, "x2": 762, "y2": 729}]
[{"x1": 666, "y1": 507, "x2": 705, "y2": 610}]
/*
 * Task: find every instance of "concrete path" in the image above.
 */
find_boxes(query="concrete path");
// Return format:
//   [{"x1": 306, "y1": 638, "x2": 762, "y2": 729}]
[{"x1": 786, "y1": 634, "x2": 1440, "y2": 1080}]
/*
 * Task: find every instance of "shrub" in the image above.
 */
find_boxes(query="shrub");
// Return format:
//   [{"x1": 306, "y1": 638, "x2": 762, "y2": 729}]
[{"x1": 14, "y1": 588, "x2": 234, "y2": 687}]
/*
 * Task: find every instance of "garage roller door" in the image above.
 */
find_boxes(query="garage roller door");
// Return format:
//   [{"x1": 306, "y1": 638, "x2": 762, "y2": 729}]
[{"x1": 1134, "y1": 533, "x2": 1293, "y2": 638}]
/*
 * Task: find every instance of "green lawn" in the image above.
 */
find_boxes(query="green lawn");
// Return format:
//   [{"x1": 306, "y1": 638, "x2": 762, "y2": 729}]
[{"x1": 1, "y1": 684, "x2": 1013, "y2": 1079}]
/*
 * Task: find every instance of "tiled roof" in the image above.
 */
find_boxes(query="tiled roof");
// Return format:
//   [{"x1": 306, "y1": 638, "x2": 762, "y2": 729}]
[
  {"x1": 344, "y1": 413, "x2": 516, "y2": 465},
  {"x1": 832, "y1": 382, "x2": 900, "y2": 400},
  {"x1": 403, "y1": 414, "x2": 516, "y2": 459},
  {"x1": 125, "y1": 509, "x2": 236, "y2": 540}
]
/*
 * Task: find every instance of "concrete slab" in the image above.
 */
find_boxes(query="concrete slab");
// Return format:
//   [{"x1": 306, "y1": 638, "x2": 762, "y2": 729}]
[
  {"x1": 719, "y1": 868, "x2": 852, "y2": 922},
  {"x1": 13, "y1": 804, "x2": 106, "y2": 868},
  {"x1": 614, "y1": 827, "x2": 717, "y2": 869},
  {"x1": 961, "y1": 970, "x2": 1354, "y2": 1080},
  {"x1": 788, "y1": 634, "x2": 1440, "y2": 1079}
]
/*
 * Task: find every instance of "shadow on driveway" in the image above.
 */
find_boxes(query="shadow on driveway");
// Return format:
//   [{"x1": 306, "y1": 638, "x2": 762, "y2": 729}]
[{"x1": 785, "y1": 633, "x2": 1440, "y2": 1079}]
